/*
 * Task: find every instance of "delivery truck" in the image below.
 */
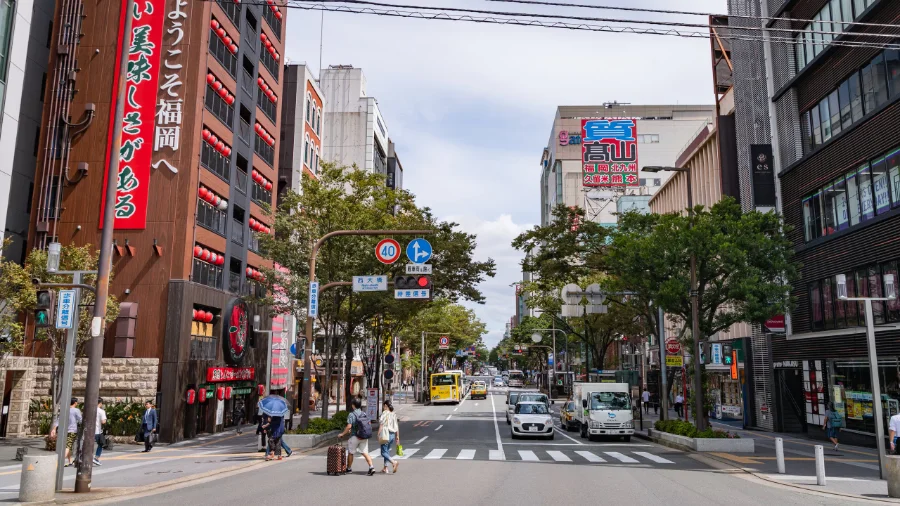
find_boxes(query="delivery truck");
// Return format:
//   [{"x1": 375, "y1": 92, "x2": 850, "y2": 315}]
[{"x1": 572, "y1": 382, "x2": 634, "y2": 442}]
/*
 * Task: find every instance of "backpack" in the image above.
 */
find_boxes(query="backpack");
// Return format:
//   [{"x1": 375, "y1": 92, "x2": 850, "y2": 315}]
[
  {"x1": 829, "y1": 411, "x2": 843, "y2": 428},
  {"x1": 355, "y1": 411, "x2": 373, "y2": 440}
]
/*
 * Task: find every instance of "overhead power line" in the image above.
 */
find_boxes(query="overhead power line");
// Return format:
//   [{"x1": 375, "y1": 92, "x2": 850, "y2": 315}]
[{"x1": 483, "y1": 0, "x2": 900, "y2": 30}]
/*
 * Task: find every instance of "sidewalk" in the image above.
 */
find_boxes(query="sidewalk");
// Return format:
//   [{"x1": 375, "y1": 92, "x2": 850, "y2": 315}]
[{"x1": 633, "y1": 407, "x2": 895, "y2": 501}]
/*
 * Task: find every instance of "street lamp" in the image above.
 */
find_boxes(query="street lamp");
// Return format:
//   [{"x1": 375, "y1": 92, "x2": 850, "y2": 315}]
[
  {"x1": 643, "y1": 165, "x2": 704, "y2": 430},
  {"x1": 530, "y1": 329, "x2": 568, "y2": 398},
  {"x1": 47, "y1": 242, "x2": 61, "y2": 273},
  {"x1": 836, "y1": 273, "x2": 896, "y2": 479}
]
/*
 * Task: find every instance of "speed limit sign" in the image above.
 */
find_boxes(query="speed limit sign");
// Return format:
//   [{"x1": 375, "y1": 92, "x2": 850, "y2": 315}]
[{"x1": 375, "y1": 238, "x2": 401, "y2": 264}]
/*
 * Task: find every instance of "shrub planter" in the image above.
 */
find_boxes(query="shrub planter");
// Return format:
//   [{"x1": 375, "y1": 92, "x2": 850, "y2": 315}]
[
  {"x1": 282, "y1": 430, "x2": 340, "y2": 449},
  {"x1": 648, "y1": 428, "x2": 755, "y2": 453}
]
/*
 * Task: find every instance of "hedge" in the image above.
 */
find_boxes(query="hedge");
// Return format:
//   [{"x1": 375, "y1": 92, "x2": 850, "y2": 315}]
[
  {"x1": 288, "y1": 410, "x2": 349, "y2": 435},
  {"x1": 653, "y1": 419, "x2": 739, "y2": 439}
]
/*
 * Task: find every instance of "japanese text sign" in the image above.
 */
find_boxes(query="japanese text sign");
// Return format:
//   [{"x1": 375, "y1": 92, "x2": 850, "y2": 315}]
[
  {"x1": 308, "y1": 281, "x2": 319, "y2": 317},
  {"x1": 206, "y1": 367, "x2": 255, "y2": 382},
  {"x1": 55, "y1": 290, "x2": 76, "y2": 329},
  {"x1": 582, "y1": 118, "x2": 639, "y2": 188},
  {"x1": 100, "y1": 0, "x2": 167, "y2": 229},
  {"x1": 353, "y1": 276, "x2": 387, "y2": 292}
]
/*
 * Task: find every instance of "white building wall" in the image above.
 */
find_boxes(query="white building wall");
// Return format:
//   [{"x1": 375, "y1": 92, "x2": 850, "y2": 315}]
[{"x1": 321, "y1": 67, "x2": 389, "y2": 174}]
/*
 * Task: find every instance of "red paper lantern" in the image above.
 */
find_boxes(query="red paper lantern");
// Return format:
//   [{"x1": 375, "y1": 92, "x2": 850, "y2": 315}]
[
  {"x1": 209, "y1": 252, "x2": 217, "y2": 264},
  {"x1": 257, "y1": 77, "x2": 264, "y2": 87},
  {"x1": 199, "y1": 388, "x2": 207, "y2": 402},
  {"x1": 216, "y1": 27, "x2": 226, "y2": 38},
  {"x1": 217, "y1": 255, "x2": 225, "y2": 266},
  {"x1": 201, "y1": 249, "x2": 210, "y2": 261},
  {"x1": 210, "y1": 20, "x2": 219, "y2": 30},
  {"x1": 268, "y1": 137, "x2": 275, "y2": 147},
  {"x1": 215, "y1": 141, "x2": 225, "y2": 152},
  {"x1": 273, "y1": 53, "x2": 279, "y2": 61},
  {"x1": 216, "y1": 387, "x2": 225, "y2": 401},
  {"x1": 193, "y1": 245, "x2": 203, "y2": 257},
  {"x1": 248, "y1": 218, "x2": 256, "y2": 229},
  {"x1": 207, "y1": 311, "x2": 215, "y2": 323},
  {"x1": 192, "y1": 309, "x2": 198, "y2": 320},
  {"x1": 186, "y1": 389, "x2": 196, "y2": 405},
  {"x1": 258, "y1": 384, "x2": 265, "y2": 396},
  {"x1": 208, "y1": 134, "x2": 218, "y2": 145},
  {"x1": 251, "y1": 169, "x2": 259, "y2": 180},
  {"x1": 214, "y1": 196, "x2": 222, "y2": 207},
  {"x1": 229, "y1": 43, "x2": 238, "y2": 54},
  {"x1": 225, "y1": 386, "x2": 232, "y2": 400},
  {"x1": 246, "y1": 267, "x2": 253, "y2": 276},
  {"x1": 225, "y1": 95, "x2": 235, "y2": 106},
  {"x1": 264, "y1": 40, "x2": 272, "y2": 49},
  {"x1": 223, "y1": 36, "x2": 232, "y2": 46},
  {"x1": 206, "y1": 73, "x2": 215, "y2": 85},
  {"x1": 198, "y1": 187, "x2": 208, "y2": 199},
  {"x1": 224, "y1": 146, "x2": 232, "y2": 156},
  {"x1": 217, "y1": 87, "x2": 228, "y2": 99},
  {"x1": 265, "y1": 181, "x2": 273, "y2": 191},
  {"x1": 275, "y1": 11, "x2": 282, "y2": 20},
  {"x1": 211, "y1": 81, "x2": 222, "y2": 91},
  {"x1": 260, "y1": 33, "x2": 267, "y2": 42},
  {"x1": 202, "y1": 129, "x2": 211, "y2": 141}
]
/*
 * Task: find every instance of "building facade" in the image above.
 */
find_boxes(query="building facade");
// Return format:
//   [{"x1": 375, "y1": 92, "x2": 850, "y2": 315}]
[
  {"x1": 27, "y1": 0, "x2": 286, "y2": 442},
  {"x1": 278, "y1": 62, "x2": 321, "y2": 204},
  {"x1": 539, "y1": 105, "x2": 715, "y2": 227}
]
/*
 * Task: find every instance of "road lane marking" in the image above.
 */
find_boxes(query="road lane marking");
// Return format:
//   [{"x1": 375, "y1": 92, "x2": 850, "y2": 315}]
[
  {"x1": 546, "y1": 451, "x2": 571, "y2": 462},
  {"x1": 709, "y1": 452, "x2": 763, "y2": 465},
  {"x1": 475, "y1": 403, "x2": 479, "y2": 406},
  {"x1": 518, "y1": 450, "x2": 539, "y2": 461},
  {"x1": 489, "y1": 450, "x2": 505, "y2": 461},
  {"x1": 424, "y1": 449, "x2": 447, "y2": 459},
  {"x1": 457, "y1": 449, "x2": 476, "y2": 460},
  {"x1": 490, "y1": 389, "x2": 505, "y2": 461},
  {"x1": 604, "y1": 452, "x2": 638, "y2": 463},
  {"x1": 634, "y1": 452, "x2": 674, "y2": 464},
  {"x1": 435, "y1": 425, "x2": 443, "y2": 431},
  {"x1": 446, "y1": 415, "x2": 452, "y2": 420},
  {"x1": 575, "y1": 451, "x2": 606, "y2": 463},
  {"x1": 415, "y1": 436, "x2": 428, "y2": 445},
  {"x1": 394, "y1": 449, "x2": 419, "y2": 460},
  {"x1": 553, "y1": 427, "x2": 584, "y2": 445},
  {"x1": 453, "y1": 407, "x2": 459, "y2": 411},
  {"x1": 761, "y1": 474, "x2": 867, "y2": 482}
]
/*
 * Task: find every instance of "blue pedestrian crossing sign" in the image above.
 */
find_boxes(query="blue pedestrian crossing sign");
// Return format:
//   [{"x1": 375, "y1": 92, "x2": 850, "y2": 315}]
[{"x1": 406, "y1": 238, "x2": 432, "y2": 264}]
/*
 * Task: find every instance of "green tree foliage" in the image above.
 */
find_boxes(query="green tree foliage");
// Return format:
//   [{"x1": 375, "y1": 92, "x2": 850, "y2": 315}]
[{"x1": 397, "y1": 298, "x2": 487, "y2": 374}]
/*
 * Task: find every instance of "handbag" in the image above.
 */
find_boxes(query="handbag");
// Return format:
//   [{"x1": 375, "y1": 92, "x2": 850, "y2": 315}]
[
  {"x1": 396, "y1": 444, "x2": 404, "y2": 457},
  {"x1": 378, "y1": 424, "x2": 390, "y2": 444}
]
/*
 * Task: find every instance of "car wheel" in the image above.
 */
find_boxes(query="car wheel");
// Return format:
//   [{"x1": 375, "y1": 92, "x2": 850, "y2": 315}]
[
  {"x1": 510, "y1": 431, "x2": 517, "y2": 440},
  {"x1": 507, "y1": 418, "x2": 511, "y2": 425},
  {"x1": 623, "y1": 436, "x2": 631, "y2": 442},
  {"x1": 548, "y1": 432, "x2": 555, "y2": 440}
]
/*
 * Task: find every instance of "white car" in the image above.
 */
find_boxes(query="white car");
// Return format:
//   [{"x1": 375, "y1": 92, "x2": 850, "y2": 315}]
[
  {"x1": 510, "y1": 401, "x2": 554, "y2": 440},
  {"x1": 493, "y1": 377, "x2": 504, "y2": 387}
]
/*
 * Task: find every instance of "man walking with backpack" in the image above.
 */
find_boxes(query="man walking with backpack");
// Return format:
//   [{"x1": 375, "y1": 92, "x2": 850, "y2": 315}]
[
  {"x1": 822, "y1": 402, "x2": 842, "y2": 451},
  {"x1": 338, "y1": 398, "x2": 375, "y2": 475}
]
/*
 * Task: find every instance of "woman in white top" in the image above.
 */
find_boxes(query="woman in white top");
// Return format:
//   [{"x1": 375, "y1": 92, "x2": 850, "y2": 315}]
[{"x1": 379, "y1": 400, "x2": 400, "y2": 474}]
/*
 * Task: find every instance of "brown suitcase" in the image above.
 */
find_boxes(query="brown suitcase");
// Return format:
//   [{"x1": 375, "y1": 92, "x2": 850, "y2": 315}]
[{"x1": 326, "y1": 444, "x2": 347, "y2": 475}]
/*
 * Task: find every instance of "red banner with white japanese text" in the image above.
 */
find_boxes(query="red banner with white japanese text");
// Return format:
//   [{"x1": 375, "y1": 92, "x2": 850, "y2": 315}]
[
  {"x1": 99, "y1": 0, "x2": 166, "y2": 229},
  {"x1": 207, "y1": 367, "x2": 255, "y2": 383}
]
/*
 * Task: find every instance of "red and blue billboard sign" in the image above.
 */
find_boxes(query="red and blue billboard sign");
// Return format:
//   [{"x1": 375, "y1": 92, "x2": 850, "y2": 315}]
[{"x1": 581, "y1": 118, "x2": 639, "y2": 188}]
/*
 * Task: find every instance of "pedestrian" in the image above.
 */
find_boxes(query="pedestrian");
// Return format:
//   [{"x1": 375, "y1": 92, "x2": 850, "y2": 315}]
[
  {"x1": 262, "y1": 413, "x2": 285, "y2": 461},
  {"x1": 140, "y1": 400, "x2": 158, "y2": 453},
  {"x1": 50, "y1": 397, "x2": 82, "y2": 467},
  {"x1": 889, "y1": 410, "x2": 900, "y2": 455},
  {"x1": 338, "y1": 398, "x2": 375, "y2": 476},
  {"x1": 379, "y1": 400, "x2": 400, "y2": 474},
  {"x1": 641, "y1": 388, "x2": 650, "y2": 414},
  {"x1": 674, "y1": 393, "x2": 684, "y2": 419},
  {"x1": 651, "y1": 392, "x2": 659, "y2": 415},
  {"x1": 822, "y1": 401, "x2": 842, "y2": 451},
  {"x1": 93, "y1": 398, "x2": 107, "y2": 466},
  {"x1": 234, "y1": 401, "x2": 245, "y2": 434}
]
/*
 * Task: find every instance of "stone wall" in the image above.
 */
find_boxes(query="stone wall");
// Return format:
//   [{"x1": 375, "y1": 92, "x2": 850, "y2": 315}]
[{"x1": 32, "y1": 357, "x2": 159, "y2": 401}]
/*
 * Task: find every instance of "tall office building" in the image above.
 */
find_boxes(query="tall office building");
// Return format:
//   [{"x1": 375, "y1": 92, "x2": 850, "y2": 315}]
[
  {"x1": 26, "y1": 0, "x2": 286, "y2": 442},
  {"x1": 278, "y1": 62, "x2": 322, "y2": 204}
]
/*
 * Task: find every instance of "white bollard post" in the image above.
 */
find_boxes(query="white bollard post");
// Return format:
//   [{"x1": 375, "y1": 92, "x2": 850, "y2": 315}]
[
  {"x1": 775, "y1": 437, "x2": 785, "y2": 474},
  {"x1": 815, "y1": 445, "x2": 826, "y2": 486},
  {"x1": 18, "y1": 454, "x2": 57, "y2": 502}
]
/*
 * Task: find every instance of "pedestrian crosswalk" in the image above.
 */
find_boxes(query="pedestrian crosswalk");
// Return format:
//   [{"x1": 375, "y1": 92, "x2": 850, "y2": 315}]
[{"x1": 368, "y1": 447, "x2": 677, "y2": 465}]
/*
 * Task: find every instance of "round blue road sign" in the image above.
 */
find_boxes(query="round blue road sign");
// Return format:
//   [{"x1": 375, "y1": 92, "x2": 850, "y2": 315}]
[{"x1": 405, "y1": 238, "x2": 433, "y2": 264}]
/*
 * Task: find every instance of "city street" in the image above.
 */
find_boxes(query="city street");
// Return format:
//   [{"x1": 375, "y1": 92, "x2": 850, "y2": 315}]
[{"x1": 92, "y1": 389, "x2": 857, "y2": 505}]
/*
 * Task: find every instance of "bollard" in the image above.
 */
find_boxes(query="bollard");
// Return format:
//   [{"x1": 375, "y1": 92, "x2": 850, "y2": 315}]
[
  {"x1": 886, "y1": 456, "x2": 900, "y2": 498},
  {"x1": 815, "y1": 445, "x2": 826, "y2": 486},
  {"x1": 18, "y1": 454, "x2": 56, "y2": 502},
  {"x1": 775, "y1": 437, "x2": 785, "y2": 474}
]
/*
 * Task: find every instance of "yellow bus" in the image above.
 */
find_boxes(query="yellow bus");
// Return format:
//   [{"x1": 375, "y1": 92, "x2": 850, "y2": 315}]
[{"x1": 430, "y1": 371, "x2": 463, "y2": 404}]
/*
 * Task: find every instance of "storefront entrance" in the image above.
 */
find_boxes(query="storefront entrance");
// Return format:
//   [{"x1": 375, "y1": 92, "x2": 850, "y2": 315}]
[{"x1": 775, "y1": 365, "x2": 806, "y2": 433}]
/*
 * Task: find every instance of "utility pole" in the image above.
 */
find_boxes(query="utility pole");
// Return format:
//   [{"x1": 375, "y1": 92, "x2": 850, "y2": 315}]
[{"x1": 76, "y1": 0, "x2": 132, "y2": 492}]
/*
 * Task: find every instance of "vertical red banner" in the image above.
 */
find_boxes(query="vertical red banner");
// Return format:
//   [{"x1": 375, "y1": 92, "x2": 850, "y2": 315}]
[{"x1": 99, "y1": 0, "x2": 166, "y2": 229}]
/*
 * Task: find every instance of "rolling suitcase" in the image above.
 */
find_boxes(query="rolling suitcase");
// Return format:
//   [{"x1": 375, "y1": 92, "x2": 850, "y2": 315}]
[{"x1": 326, "y1": 443, "x2": 347, "y2": 475}]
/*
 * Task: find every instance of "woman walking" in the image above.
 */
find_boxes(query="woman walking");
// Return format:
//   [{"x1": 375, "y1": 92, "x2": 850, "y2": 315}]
[
  {"x1": 379, "y1": 400, "x2": 400, "y2": 474},
  {"x1": 262, "y1": 413, "x2": 285, "y2": 461}
]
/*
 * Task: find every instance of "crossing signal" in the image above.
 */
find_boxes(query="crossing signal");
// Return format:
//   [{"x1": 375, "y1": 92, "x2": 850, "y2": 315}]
[
  {"x1": 722, "y1": 344, "x2": 733, "y2": 365},
  {"x1": 35, "y1": 289, "x2": 53, "y2": 328}
]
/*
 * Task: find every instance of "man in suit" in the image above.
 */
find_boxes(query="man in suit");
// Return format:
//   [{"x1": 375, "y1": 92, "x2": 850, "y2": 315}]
[{"x1": 141, "y1": 400, "x2": 158, "y2": 453}]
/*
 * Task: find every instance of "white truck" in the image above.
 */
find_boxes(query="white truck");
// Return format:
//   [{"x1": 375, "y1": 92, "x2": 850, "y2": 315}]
[{"x1": 572, "y1": 382, "x2": 634, "y2": 442}]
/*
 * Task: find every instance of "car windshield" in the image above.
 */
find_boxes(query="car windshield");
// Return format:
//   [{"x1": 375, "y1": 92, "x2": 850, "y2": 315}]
[
  {"x1": 474, "y1": 382, "x2": 485, "y2": 388},
  {"x1": 494, "y1": 377, "x2": 502, "y2": 381},
  {"x1": 509, "y1": 372, "x2": 524, "y2": 381},
  {"x1": 519, "y1": 394, "x2": 547, "y2": 404},
  {"x1": 590, "y1": 392, "x2": 631, "y2": 410},
  {"x1": 565, "y1": 401, "x2": 575, "y2": 411},
  {"x1": 517, "y1": 403, "x2": 549, "y2": 414},
  {"x1": 432, "y1": 375, "x2": 455, "y2": 386}
]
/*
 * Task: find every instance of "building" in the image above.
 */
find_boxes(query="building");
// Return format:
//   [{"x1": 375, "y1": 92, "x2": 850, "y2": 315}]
[
  {"x1": 278, "y1": 63, "x2": 321, "y2": 204},
  {"x1": 0, "y1": 0, "x2": 54, "y2": 264},
  {"x1": 539, "y1": 104, "x2": 715, "y2": 227},
  {"x1": 386, "y1": 139, "x2": 403, "y2": 191},
  {"x1": 321, "y1": 65, "x2": 390, "y2": 176},
  {"x1": 759, "y1": 0, "x2": 900, "y2": 445},
  {"x1": 26, "y1": 0, "x2": 287, "y2": 442}
]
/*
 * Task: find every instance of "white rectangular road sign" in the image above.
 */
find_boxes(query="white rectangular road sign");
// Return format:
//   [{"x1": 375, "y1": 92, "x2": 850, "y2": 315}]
[
  {"x1": 405, "y1": 263, "x2": 432, "y2": 274},
  {"x1": 353, "y1": 275, "x2": 387, "y2": 292},
  {"x1": 395, "y1": 289, "x2": 430, "y2": 300},
  {"x1": 308, "y1": 282, "x2": 319, "y2": 317},
  {"x1": 55, "y1": 290, "x2": 76, "y2": 329}
]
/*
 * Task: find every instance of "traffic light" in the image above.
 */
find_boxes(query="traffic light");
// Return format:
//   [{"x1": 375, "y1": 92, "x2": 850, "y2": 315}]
[
  {"x1": 394, "y1": 275, "x2": 433, "y2": 298},
  {"x1": 722, "y1": 344, "x2": 733, "y2": 365},
  {"x1": 34, "y1": 289, "x2": 53, "y2": 328},
  {"x1": 700, "y1": 342, "x2": 710, "y2": 364}
]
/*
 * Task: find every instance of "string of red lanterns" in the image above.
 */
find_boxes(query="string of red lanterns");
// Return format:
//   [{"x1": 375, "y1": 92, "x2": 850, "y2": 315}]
[
  {"x1": 205, "y1": 73, "x2": 236, "y2": 107},
  {"x1": 193, "y1": 244, "x2": 226, "y2": 266},
  {"x1": 197, "y1": 185, "x2": 228, "y2": 211},
  {"x1": 256, "y1": 77, "x2": 277, "y2": 104},
  {"x1": 248, "y1": 217, "x2": 272, "y2": 235},
  {"x1": 265, "y1": 0, "x2": 283, "y2": 19},
  {"x1": 245, "y1": 266, "x2": 265, "y2": 281},
  {"x1": 253, "y1": 123, "x2": 276, "y2": 148},
  {"x1": 259, "y1": 33, "x2": 280, "y2": 61},
  {"x1": 209, "y1": 19, "x2": 239, "y2": 55},
  {"x1": 250, "y1": 168, "x2": 274, "y2": 192},
  {"x1": 191, "y1": 307, "x2": 216, "y2": 323}
]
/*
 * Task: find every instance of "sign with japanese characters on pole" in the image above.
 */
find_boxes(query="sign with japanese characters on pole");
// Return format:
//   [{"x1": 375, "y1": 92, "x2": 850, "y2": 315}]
[
  {"x1": 100, "y1": 0, "x2": 168, "y2": 229},
  {"x1": 151, "y1": 0, "x2": 188, "y2": 175},
  {"x1": 353, "y1": 275, "x2": 387, "y2": 292},
  {"x1": 581, "y1": 118, "x2": 639, "y2": 188}
]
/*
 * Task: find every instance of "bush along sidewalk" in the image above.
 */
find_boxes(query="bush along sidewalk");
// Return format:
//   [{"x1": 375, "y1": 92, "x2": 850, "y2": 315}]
[
  {"x1": 287, "y1": 411, "x2": 349, "y2": 435},
  {"x1": 654, "y1": 419, "x2": 740, "y2": 439}
]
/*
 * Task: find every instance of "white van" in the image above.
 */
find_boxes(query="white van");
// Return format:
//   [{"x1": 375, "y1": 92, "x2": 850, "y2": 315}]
[{"x1": 572, "y1": 383, "x2": 634, "y2": 442}]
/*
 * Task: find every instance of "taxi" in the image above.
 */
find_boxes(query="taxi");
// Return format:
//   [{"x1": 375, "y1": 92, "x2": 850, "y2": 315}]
[
  {"x1": 471, "y1": 381, "x2": 488, "y2": 400},
  {"x1": 559, "y1": 399, "x2": 578, "y2": 431}
]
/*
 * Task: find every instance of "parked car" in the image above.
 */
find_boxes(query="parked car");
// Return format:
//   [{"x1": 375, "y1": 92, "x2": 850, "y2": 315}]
[{"x1": 510, "y1": 401, "x2": 554, "y2": 440}]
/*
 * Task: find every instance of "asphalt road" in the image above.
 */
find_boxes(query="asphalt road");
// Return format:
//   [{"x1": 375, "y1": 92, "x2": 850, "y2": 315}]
[{"x1": 103, "y1": 388, "x2": 859, "y2": 505}]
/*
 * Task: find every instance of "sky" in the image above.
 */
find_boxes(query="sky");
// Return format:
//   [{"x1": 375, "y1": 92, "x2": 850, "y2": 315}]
[{"x1": 283, "y1": 0, "x2": 727, "y2": 349}]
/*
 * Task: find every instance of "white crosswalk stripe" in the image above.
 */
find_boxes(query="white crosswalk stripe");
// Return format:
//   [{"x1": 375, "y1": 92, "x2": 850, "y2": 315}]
[
  {"x1": 604, "y1": 451, "x2": 639, "y2": 463},
  {"x1": 575, "y1": 451, "x2": 606, "y2": 463},
  {"x1": 394, "y1": 448, "x2": 419, "y2": 460},
  {"x1": 456, "y1": 449, "x2": 476, "y2": 460},
  {"x1": 489, "y1": 450, "x2": 505, "y2": 461},
  {"x1": 424, "y1": 449, "x2": 447, "y2": 459},
  {"x1": 518, "y1": 450, "x2": 540, "y2": 461},
  {"x1": 633, "y1": 451, "x2": 674, "y2": 464},
  {"x1": 546, "y1": 451, "x2": 571, "y2": 462}
]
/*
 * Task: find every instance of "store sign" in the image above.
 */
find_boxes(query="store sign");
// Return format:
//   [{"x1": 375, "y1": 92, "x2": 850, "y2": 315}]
[
  {"x1": 270, "y1": 314, "x2": 292, "y2": 389},
  {"x1": 750, "y1": 144, "x2": 777, "y2": 208},
  {"x1": 582, "y1": 118, "x2": 639, "y2": 188},
  {"x1": 558, "y1": 130, "x2": 582, "y2": 146},
  {"x1": 711, "y1": 343, "x2": 722, "y2": 365},
  {"x1": 764, "y1": 314, "x2": 785, "y2": 333},
  {"x1": 150, "y1": 0, "x2": 188, "y2": 174},
  {"x1": 665, "y1": 355, "x2": 683, "y2": 367},
  {"x1": 100, "y1": 0, "x2": 167, "y2": 229},
  {"x1": 773, "y1": 360, "x2": 800, "y2": 368},
  {"x1": 222, "y1": 299, "x2": 249, "y2": 365},
  {"x1": 207, "y1": 367, "x2": 255, "y2": 382}
]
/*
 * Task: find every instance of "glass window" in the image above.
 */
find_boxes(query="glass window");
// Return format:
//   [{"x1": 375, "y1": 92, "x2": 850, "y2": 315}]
[
  {"x1": 820, "y1": 98, "x2": 832, "y2": 142},
  {"x1": 795, "y1": 34, "x2": 806, "y2": 71},
  {"x1": 845, "y1": 272, "x2": 859, "y2": 326},
  {"x1": 831, "y1": 0, "x2": 844, "y2": 34},
  {"x1": 828, "y1": 90, "x2": 842, "y2": 137},
  {"x1": 0, "y1": 0, "x2": 12, "y2": 86},
  {"x1": 841, "y1": 0, "x2": 854, "y2": 24},
  {"x1": 853, "y1": 0, "x2": 865, "y2": 18},
  {"x1": 838, "y1": 80, "x2": 852, "y2": 129},
  {"x1": 849, "y1": 72, "x2": 864, "y2": 122},
  {"x1": 846, "y1": 169, "x2": 862, "y2": 226},
  {"x1": 861, "y1": 59, "x2": 876, "y2": 114},
  {"x1": 823, "y1": 277, "x2": 835, "y2": 329},
  {"x1": 822, "y1": 2, "x2": 835, "y2": 43},
  {"x1": 823, "y1": 180, "x2": 837, "y2": 235},
  {"x1": 810, "y1": 281, "x2": 824, "y2": 330},
  {"x1": 803, "y1": 190, "x2": 824, "y2": 241},
  {"x1": 831, "y1": 175, "x2": 850, "y2": 231},
  {"x1": 802, "y1": 111, "x2": 814, "y2": 152},
  {"x1": 869, "y1": 265, "x2": 885, "y2": 324},
  {"x1": 871, "y1": 155, "x2": 891, "y2": 214},
  {"x1": 872, "y1": 53, "x2": 889, "y2": 108},
  {"x1": 857, "y1": 163, "x2": 875, "y2": 221},
  {"x1": 888, "y1": 148, "x2": 900, "y2": 208},
  {"x1": 812, "y1": 12, "x2": 823, "y2": 58},
  {"x1": 811, "y1": 103, "x2": 822, "y2": 145},
  {"x1": 885, "y1": 49, "x2": 900, "y2": 98},
  {"x1": 805, "y1": 26, "x2": 815, "y2": 66},
  {"x1": 883, "y1": 261, "x2": 900, "y2": 322}
]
